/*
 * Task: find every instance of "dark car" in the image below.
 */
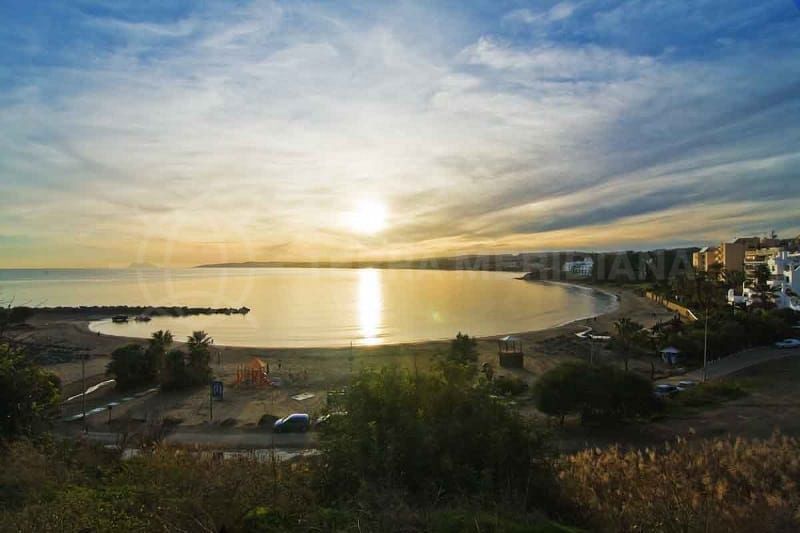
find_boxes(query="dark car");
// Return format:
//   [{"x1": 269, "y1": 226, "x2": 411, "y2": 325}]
[
  {"x1": 654, "y1": 384, "x2": 680, "y2": 398},
  {"x1": 273, "y1": 413, "x2": 310, "y2": 433}
]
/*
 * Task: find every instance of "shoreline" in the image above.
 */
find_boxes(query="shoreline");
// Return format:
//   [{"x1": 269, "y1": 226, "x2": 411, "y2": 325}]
[
  {"x1": 36, "y1": 283, "x2": 675, "y2": 432},
  {"x1": 78, "y1": 279, "x2": 622, "y2": 352},
  {"x1": 29, "y1": 281, "x2": 667, "y2": 375}
]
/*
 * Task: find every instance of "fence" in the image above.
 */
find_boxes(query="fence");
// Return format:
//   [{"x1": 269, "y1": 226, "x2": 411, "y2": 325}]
[{"x1": 644, "y1": 291, "x2": 698, "y2": 321}]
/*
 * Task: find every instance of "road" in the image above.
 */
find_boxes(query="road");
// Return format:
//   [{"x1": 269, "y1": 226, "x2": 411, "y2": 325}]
[
  {"x1": 78, "y1": 428, "x2": 317, "y2": 449},
  {"x1": 663, "y1": 346, "x2": 800, "y2": 384}
]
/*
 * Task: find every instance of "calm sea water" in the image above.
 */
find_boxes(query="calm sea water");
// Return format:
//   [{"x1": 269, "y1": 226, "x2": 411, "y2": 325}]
[{"x1": 0, "y1": 268, "x2": 615, "y2": 347}]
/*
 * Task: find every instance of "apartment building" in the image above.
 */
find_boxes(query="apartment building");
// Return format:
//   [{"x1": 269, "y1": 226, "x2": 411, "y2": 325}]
[
  {"x1": 693, "y1": 241, "x2": 747, "y2": 275},
  {"x1": 692, "y1": 246, "x2": 717, "y2": 272},
  {"x1": 744, "y1": 247, "x2": 783, "y2": 284}
]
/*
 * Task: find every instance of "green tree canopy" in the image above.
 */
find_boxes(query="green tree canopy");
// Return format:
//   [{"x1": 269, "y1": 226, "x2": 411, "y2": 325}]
[
  {"x1": 448, "y1": 331, "x2": 478, "y2": 364},
  {"x1": 161, "y1": 348, "x2": 189, "y2": 390},
  {"x1": 0, "y1": 344, "x2": 60, "y2": 439},
  {"x1": 106, "y1": 344, "x2": 153, "y2": 390},
  {"x1": 318, "y1": 363, "x2": 551, "y2": 503},
  {"x1": 186, "y1": 331, "x2": 213, "y2": 384},
  {"x1": 534, "y1": 362, "x2": 657, "y2": 425}
]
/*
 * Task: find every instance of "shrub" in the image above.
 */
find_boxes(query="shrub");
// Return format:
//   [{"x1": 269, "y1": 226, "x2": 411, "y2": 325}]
[
  {"x1": 317, "y1": 364, "x2": 554, "y2": 504},
  {"x1": 534, "y1": 362, "x2": 658, "y2": 425},
  {"x1": 559, "y1": 434, "x2": 800, "y2": 532},
  {"x1": 492, "y1": 375, "x2": 529, "y2": 396},
  {"x1": 0, "y1": 345, "x2": 60, "y2": 439},
  {"x1": 106, "y1": 344, "x2": 153, "y2": 390},
  {"x1": 449, "y1": 332, "x2": 479, "y2": 364}
]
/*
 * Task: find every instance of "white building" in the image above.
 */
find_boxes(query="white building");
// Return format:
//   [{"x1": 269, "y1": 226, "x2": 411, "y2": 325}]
[
  {"x1": 562, "y1": 257, "x2": 594, "y2": 277},
  {"x1": 768, "y1": 251, "x2": 800, "y2": 310},
  {"x1": 729, "y1": 251, "x2": 800, "y2": 311}
]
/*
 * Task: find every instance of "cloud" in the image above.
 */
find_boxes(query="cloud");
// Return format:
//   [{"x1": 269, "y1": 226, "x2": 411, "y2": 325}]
[
  {"x1": 504, "y1": 2, "x2": 579, "y2": 26},
  {"x1": 0, "y1": 1, "x2": 798, "y2": 267}
]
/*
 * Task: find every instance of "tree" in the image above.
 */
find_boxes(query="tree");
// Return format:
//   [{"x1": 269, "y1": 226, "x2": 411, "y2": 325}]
[
  {"x1": 532, "y1": 361, "x2": 586, "y2": 425},
  {"x1": 161, "y1": 348, "x2": 189, "y2": 390},
  {"x1": 707, "y1": 261, "x2": 723, "y2": 282},
  {"x1": 186, "y1": 331, "x2": 213, "y2": 384},
  {"x1": 318, "y1": 364, "x2": 551, "y2": 503},
  {"x1": 722, "y1": 269, "x2": 745, "y2": 293},
  {"x1": 448, "y1": 332, "x2": 478, "y2": 364},
  {"x1": 0, "y1": 344, "x2": 60, "y2": 439},
  {"x1": 752, "y1": 263, "x2": 774, "y2": 308},
  {"x1": 146, "y1": 330, "x2": 173, "y2": 382},
  {"x1": 107, "y1": 344, "x2": 152, "y2": 390},
  {"x1": 534, "y1": 362, "x2": 657, "y2": 425},
  {"x1": 613, "y1": 318, "x2": 642, "y2": 371}
]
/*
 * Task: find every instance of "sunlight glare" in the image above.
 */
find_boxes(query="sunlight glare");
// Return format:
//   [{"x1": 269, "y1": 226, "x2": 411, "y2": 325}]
[
  {"x1": 358, "y1": 268, "x2": 383, "y2": 345},
  {"x1": 345, "y1": 200, "x2": 388, "y2": 235}
]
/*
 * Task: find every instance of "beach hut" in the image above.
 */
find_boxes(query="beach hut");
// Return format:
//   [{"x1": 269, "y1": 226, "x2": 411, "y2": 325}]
[
  {"x1": 497, "y1": 335, "x2": 524, "y2": 369},
  {"x1": 660, "y1": 346, "x2": 681, "y2": 366}
]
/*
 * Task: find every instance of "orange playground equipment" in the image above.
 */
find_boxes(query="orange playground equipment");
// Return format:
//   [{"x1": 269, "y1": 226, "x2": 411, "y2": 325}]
[{"x1": 234, "y1": 357, "x2": 271, "y2": 386}]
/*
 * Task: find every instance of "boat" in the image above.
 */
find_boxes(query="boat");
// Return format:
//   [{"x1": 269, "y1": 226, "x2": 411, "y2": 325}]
[
  {"x1": 111, "y1": 315, "x2": 129, "y2": 323},
  {"x1": 134, "y1": 315, "x2": 151, "y2": 322}
]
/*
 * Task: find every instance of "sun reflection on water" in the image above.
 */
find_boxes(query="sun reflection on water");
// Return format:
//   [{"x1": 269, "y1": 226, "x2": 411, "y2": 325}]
[{"x1": 358, "y1": 268, "x2": 383, "y2": 345}]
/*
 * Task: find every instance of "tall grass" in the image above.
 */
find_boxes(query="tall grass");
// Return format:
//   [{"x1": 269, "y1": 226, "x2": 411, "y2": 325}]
[{"x1": 559, "y1": 433, "x2": 800, "y2": 532}]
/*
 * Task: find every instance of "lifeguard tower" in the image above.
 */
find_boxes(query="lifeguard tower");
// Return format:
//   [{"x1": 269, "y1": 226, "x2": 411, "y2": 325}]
[{"x1": 497, "y1": 335, "x2": 524, "y2": 369}]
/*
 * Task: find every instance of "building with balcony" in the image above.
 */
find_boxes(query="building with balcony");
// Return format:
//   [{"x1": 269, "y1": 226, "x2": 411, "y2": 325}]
[
  {"x1": 562, "y1": 257, "x2": 594, "y2": 277},
  {"x1": 744, "y1": 247, "x2": 783, "y2": 285},
  {"x1": 693, "y1": 241, "x2": 747, "y2": 276}
]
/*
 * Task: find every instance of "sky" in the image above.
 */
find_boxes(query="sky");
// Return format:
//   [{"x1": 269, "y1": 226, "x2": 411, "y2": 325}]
[{"x1": 0, "y1": 0, "x2": 799, "y2": 268}]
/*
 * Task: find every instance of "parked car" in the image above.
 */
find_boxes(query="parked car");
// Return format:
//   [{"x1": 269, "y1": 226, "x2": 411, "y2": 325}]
[
  {"x1": 676, "y1": 380, "x2": 697, "y2": 391},
  {"x1": 654, "y1": 384, "x2": 680, "y2": 398},
  {"x1": 273, "y1": 413, "x2": 310, "y2": 433},
  {"x1": 774, "y1": 338, "x2": 800, "y2": 349}
]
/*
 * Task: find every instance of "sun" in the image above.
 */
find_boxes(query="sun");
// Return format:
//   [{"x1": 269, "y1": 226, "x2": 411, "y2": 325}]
[{"x1": 345, "y1": 200, "x2": 388, "y2": 235}]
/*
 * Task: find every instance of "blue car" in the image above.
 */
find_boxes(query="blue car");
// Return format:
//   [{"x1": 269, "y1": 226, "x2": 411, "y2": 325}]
[{"x1": 273, "y1": 413, "x2": 310, "y2": 433}]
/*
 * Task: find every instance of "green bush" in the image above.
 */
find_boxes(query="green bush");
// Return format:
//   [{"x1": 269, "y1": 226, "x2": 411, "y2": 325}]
[
  {"x1": 0, "y1": 345, "x2": 60, "y2": 439},
  {"x1": 534, "y1": 362, "x2": 658, "y2": 425},
  {"x1": 492, "y1": 375, "x2": 529, "y2": 396},
  {"x1": 106, "y1": 344, "x2": 153, "y2": 390},
  {"x1": 449, "y1": 332, "x2": 479, "y2": 364},
  {"x1": 317, "y1": 363, "x2": 554, "y2": 504}
]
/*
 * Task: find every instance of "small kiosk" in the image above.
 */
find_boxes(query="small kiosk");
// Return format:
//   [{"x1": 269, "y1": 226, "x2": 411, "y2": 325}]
[
  {"x1": 660, "y1": 346, "x2": 681, "y2": 366},
  {"x1": 497, "y1": 335, "x2": 524, "y2": 369}
]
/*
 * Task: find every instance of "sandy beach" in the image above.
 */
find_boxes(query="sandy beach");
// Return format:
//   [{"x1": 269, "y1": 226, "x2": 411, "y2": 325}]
[{"x1": 20, "y1": 283, "x2": 674, "y2": 432}]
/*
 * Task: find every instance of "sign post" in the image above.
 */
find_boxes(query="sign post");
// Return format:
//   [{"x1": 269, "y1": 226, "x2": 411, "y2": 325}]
[
  {"x1": 211, "y1": 380, "x2": 224, "y2": 400},
  {"x1": 210, "y1": 380, "x2": 224, "y2": 422}
]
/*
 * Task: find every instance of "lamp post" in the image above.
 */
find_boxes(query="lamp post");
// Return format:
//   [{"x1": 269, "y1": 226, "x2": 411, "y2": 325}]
[
  {"x1": 702, "y1": 309, "x2": 709, "y2": 382},
  {"x1": 81, "y1": 354, "x2": 87, "y2": 433}
]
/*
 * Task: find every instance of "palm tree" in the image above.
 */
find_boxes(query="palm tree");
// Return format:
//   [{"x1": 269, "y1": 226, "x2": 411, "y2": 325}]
[
  {"x1": 187, "y1": 330, "x2": 212, "y2": 350},
  {"x1": 146, "y1": 330, "x2": 173, "y2": 383},
  {"x1": 707, "y1": 261, "x2": 723, "y2": 282},
  {"x1": 187, "y1": 331, "x2": 213, "y2": 384},
  {"x1": 694, "y1": 272, "x2": 717, "y2": 381},
  {"x1": 151, "y1": 329, "x2": 173, "y2": 349},
  {"x1": 722, "y1": 269, "x2": 745, "y2": 293},
  {"x1": 613, "y1": 318, "x2": 640, "y2": 372}
]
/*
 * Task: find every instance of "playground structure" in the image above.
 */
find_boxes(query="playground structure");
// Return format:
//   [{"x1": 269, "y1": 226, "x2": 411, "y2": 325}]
[
  {"x1": 497, "y1": 335, "x2": 524, "y2": 369},
  {"x1": 234, "y1": 357, "x2": 271, "y2": 386}
]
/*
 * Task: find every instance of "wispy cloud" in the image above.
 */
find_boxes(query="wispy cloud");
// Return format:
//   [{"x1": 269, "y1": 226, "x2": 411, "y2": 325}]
[{"x1": 0, "y1": 0, "x2": 798, "y2": 267}]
